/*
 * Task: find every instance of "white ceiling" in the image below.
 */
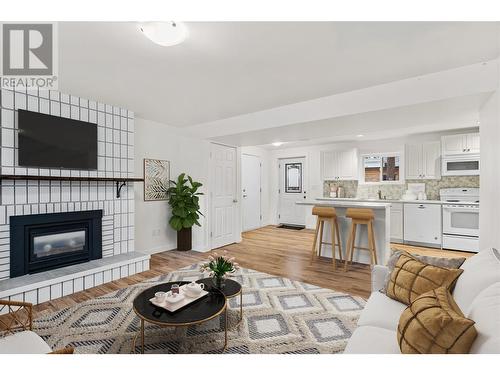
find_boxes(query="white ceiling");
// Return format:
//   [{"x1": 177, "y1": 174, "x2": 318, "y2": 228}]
[
  {"x1": 211, "y1": 94, "x2": 488, "y2": 149},
  {"x1": 58, "y1": 22, "x2": 500, "y2": 129}
]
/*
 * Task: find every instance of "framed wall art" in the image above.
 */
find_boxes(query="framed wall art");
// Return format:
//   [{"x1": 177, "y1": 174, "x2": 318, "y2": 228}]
[{"x1": 144, "y1": 158, "x2": 170, "y2": 201}]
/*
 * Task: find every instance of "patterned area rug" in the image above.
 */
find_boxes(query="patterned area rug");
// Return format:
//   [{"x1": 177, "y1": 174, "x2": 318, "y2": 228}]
[{"x1": 34, "y1": 264, "x2": 366, "y2": 354}]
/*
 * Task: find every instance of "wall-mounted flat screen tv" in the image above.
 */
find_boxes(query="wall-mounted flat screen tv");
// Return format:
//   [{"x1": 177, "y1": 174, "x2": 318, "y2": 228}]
[{"x1": 18, "y1": 109, "x2": 98, "y2": 170}]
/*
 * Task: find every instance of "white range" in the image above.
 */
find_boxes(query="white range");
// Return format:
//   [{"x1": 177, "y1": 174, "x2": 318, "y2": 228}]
[{"x1": 440, "y1": 188, "x2": 480, "y2": 253}]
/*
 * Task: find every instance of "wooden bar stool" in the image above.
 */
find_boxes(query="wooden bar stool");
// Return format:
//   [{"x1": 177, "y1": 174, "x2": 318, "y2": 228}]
[
  {"x1": 310, "y1": 206, "x2": 343, "y2": 269},
  {"x1": 344, "y1": 208, "x2": 378, "y2": 272}
]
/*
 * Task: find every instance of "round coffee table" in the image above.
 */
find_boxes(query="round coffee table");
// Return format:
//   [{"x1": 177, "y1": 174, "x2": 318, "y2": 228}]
[
  {"x1": 132, "y1": 281, "x2": 227, "y2": 353},
  {"x1": 196, "y1": 278, "x2": 242, "y2": 323}
]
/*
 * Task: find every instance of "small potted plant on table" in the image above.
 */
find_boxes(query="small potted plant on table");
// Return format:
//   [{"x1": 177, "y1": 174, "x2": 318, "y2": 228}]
[
  {"x1": 200, "y1": 251, "x2": 239, "y2": 289},
  {"x1": 167, "y1": 173, "x2": 203, "y2": 251}
]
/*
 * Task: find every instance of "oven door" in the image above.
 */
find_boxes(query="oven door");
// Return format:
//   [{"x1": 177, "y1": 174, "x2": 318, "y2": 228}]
[
  {"x1": 442, "y1": 155, "x2": 480, "y2": 176},
  {"x1": 442, "y1": 205, "x2": 479, "y2": 237}
]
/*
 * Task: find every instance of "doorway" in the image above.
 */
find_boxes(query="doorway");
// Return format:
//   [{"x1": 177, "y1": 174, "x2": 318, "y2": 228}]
[
  {"x1": 242, "y1": 154, "x2": 262, "y2": 231},
  {"x1": 210, "y1": 143, "x2": 238, "y2": 249},
  {"x1": 278, "y1": 157, "x2": 307, "y2": 227}
]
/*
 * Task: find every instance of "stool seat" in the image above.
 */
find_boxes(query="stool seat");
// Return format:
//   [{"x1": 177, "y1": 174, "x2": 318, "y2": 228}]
[
  {"x1": 312, "y1": 206, "x2": 336, "y2": 218},
  {"x1": 310, "y1": 206, "x2": 343, "y2": 269},
  {"x1": 344, "y1": 208, "x2": 378, "y2": 271},
  {"x1": 346, "y1": 208, "x2": 375, "y2": 220}
]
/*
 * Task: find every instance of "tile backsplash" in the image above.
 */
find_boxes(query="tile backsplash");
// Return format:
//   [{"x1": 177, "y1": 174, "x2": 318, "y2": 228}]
[{"x1": 324, "y1": 176, "x2": 479, "y2": 200}]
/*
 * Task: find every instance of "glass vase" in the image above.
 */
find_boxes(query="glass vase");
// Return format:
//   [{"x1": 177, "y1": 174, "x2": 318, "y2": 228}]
[{"x1": 213, "y1": 274, "x2": 226, "y2": 289}]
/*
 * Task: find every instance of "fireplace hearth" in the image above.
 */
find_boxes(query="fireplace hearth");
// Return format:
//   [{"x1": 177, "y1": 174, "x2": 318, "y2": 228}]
[{"x1": 10, "y1": 210, "x2": 102, "y2": 278}]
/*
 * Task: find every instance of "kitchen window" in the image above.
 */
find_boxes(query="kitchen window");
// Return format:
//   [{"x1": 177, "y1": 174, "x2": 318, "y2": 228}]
[{"x1": 362, "y1": 154, "x2": 401, "y2": 184}]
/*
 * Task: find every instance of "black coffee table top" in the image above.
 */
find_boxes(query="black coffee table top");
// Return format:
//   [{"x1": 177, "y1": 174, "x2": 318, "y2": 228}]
[
  {"x1": 197, "y1": 278, "x2": 242, "y2": 298},
  {"x1": 133, "y1": 281, "x2": 226, "y2": 326}
]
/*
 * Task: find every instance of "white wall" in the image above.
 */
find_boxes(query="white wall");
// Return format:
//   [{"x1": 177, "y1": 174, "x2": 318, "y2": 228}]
[
  {"x1": 134, "y1": 118, "x2": 211, "y2": 254},
  {"x1": 479, "y1": 61, "x2": 500, "y2": 250}
]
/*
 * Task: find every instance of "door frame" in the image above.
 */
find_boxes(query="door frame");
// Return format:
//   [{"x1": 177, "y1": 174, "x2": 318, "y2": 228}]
[
  {"x1": 241, "y1": 153, "x2": 262, "y2": 232},
  {"x1": 277, "y1": 155, "x2": 308, "y2": 225},
  {"x1": 209, "y1": 142, "x2": 241, "y2": 250}
]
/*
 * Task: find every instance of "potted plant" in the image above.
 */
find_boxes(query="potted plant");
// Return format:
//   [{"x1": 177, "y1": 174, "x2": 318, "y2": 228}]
[
  {"x1": 199, "y1": 251, "x2": 239, "y2": 289},
  {"x1": 167, "y1": 173, "x2": 203, "y2": 251}
]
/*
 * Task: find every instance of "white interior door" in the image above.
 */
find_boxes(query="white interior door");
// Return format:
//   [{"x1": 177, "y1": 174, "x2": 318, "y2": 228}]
[
  {"x1": 242, "y1": 154, "x2": 261, "y2": 231},
  {"x1": 278, "y1": 157, "x2": 307, "y2": 226},
  {"x1": 211, "y1": 143, "x2": 238, "y2": 249}
]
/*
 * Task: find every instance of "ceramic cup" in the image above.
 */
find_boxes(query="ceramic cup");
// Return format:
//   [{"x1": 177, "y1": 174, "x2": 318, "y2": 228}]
[{"x1": 154, "y1": 291, "x2": 166, "y2": 302}]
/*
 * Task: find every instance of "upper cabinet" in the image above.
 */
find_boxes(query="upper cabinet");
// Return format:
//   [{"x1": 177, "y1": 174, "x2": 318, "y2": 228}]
[
  {"x1": 405, "y1": 141, "x2": 441, "y2": 180},
  {"x1": 441, "y1": 133, "x2": 480, "y2": 156},
  {"x1": 321, "y1": 149, "x2": 358, "y2": 180}
]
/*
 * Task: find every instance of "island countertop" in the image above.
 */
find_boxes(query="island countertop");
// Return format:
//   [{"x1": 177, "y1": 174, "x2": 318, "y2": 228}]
[
  {"x1": 297, "y1": 199, "x2": 392, "y2": 209},
  {"x1": 296, "y1": 200, "x2": 391, "y2": 265}
]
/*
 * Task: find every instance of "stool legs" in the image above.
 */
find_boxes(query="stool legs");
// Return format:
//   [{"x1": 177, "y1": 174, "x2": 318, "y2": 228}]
[
  {"x1": 318, "y1": 220, "x2": 324, "y2": 257},
  {"x1": 311, "y1": 216, "x2": 343, "y2": 268},
  {"x1": 344, "y1": 219, "x2": 377, "y2": 272},
  {"x1": 310, "y1": 219, "x2": 321, "y2": 264},
  {"x1": 335, "y1": 218, "x2": 343, "y2": 262},
  {"x1": 368, "y1": 221, "x2": 378, "y2": 265},
  {"x1": 330, "y1": 218, "x2": 336, "y2": 270}
]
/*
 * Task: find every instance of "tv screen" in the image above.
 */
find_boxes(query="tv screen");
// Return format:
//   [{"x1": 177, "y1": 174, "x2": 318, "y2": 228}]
[{"x1": 18, "y1": 109, "x2": 98, "y2": 170}]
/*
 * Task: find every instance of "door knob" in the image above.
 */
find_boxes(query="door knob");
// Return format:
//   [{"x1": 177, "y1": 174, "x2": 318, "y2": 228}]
[
  {"x1": 233, "y1": 199, "x2": 238, "y2": 203},
  {"x1": 243, "y1": 194, "x2": 248, "y2": 198}
]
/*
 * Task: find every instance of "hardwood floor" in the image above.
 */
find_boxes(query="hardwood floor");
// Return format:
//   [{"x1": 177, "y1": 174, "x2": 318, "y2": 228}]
[
  {"x1": 33, "y1": 226, "x2": 372, "y2": 317},
  {"x1": 32, "y1": 225, "x2": 475, "y2": 318}
]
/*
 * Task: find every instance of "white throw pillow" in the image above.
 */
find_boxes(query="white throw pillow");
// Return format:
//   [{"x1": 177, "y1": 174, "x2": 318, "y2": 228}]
[
  {"x1": 453, "y1": 248, "x2": 500, "y2": 315},
  {"x1": 467, "y1": 282, "x2": 500, "y2": 354}
]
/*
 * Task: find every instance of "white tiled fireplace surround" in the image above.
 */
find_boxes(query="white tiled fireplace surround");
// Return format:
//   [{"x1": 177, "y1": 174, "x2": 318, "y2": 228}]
[{"x1": 0, "y1": 88, "x2": 150, "y2": 305}]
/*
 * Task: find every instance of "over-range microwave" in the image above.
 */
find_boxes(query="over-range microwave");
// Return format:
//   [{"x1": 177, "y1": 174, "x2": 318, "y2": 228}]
[{"x1": 442, "y1": 154, "x2": 480, "y2": 176}]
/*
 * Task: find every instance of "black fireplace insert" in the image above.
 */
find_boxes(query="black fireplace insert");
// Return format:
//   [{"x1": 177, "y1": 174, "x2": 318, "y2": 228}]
[{"x1": 10, "y1": 210, "x2": 102, "y2": 277}]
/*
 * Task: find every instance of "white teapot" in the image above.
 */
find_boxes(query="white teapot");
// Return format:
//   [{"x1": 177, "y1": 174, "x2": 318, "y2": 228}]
[{"x1": 185, "y1": 281, "x2": 205, "y2": 295}]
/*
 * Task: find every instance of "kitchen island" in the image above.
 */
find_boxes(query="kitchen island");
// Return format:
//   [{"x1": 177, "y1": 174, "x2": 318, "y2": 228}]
[{"x1": 297, "y1": 199, "x2": 392, "y2": 265}]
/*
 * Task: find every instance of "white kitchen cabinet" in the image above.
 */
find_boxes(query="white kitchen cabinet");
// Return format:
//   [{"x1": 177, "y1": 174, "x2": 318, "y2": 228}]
[
  {"x1": 405, "y1": 141, "x2": 441, "y2": 179},
  {"x1": 390, "y1": 203, "x2": 403, "y2": 243},
  {"x1": 403, "y1": 203, "x2": 442, "y2": 246},
  {"x1": 321, "y1": 149, "x2": 358, "y2": 180},
  {"x1": 442, "y1": 133, "x2": 480, "y2": 156}
]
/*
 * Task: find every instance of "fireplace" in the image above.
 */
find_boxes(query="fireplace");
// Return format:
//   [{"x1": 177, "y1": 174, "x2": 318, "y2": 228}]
[{"x1": 10, "y1": 210, "x2": 103, "y2": 277}]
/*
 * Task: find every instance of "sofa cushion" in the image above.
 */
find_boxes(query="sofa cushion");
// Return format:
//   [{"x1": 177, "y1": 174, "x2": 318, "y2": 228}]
[
  {"x1": 386, "y1": 253, "x2": 463, "y2": 305},
  {"x1": 467, "y1": 282, "x2": 500, "y2": 354},
  {"x1": 357, "y1": 291, "x2": 407, "y2": 331},
  {"x1": 453, "y1": 248, "x2": 500, "y2": 315},
  {"x1": 0, "y1": 330, "x2": 51, "y2": 354},
  {"x1": 344, "y1": 326, "x2": 400, "y2": 354},
  {"x1": 397, "y1": 287, "x2": 477, "y2": 354},
  {"x1": 382, "y1": 250, "x2": 466, "y2": 293}
]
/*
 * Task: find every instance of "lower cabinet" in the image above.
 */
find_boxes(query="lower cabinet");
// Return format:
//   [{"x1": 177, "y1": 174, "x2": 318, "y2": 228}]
[
  {"x1": 390, "y1": 203, "x2": 404, "y2": 243},
  {"x1": 403, "y1": 203, "x2": 442, "y2": 247}
]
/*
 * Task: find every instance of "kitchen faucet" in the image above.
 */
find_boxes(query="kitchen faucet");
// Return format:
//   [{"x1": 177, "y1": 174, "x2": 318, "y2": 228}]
[{"x1": 378, "y1": 190, "x2": 382, "y2": 200}]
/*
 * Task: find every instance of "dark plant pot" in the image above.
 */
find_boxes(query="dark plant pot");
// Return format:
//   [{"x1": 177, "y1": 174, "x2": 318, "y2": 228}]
[{"x1": 177, "y1": 227, "x2": 192, "y2": 251}]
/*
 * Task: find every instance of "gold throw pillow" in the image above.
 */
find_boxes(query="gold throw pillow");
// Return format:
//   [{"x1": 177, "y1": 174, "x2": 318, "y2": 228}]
[
  {"x1": 398, "y1": 287, "x2": 477, "y2": 354},
  {"x1": 386, "y1": 252, "x2": 463, "y2": 305}
]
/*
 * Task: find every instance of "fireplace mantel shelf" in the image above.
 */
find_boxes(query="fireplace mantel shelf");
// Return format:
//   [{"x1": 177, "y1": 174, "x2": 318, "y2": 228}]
[{"x1": 0, "y1": 174, "x2": 144, "y2": 198}]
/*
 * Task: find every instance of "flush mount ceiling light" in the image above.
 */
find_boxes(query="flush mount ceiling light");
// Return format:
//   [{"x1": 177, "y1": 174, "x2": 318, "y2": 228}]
[
  {"x1": 272, "y1": 142, "x2": 284, "y2": 147},
  {"x1": 356, "y1": 134, "x2": 364, "y2": 138},
  {"x1": 139, "y1": 21, "x2": 188, "y2": 47}
]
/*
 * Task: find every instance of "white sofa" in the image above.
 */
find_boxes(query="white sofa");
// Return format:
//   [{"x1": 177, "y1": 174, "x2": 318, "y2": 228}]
[{"x1": 344, "y1": 248, "x2": 500, "y2": 354}]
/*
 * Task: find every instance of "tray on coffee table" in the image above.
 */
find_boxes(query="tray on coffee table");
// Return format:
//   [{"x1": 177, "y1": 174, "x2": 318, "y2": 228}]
[{"x1": 149, "y1": 284, "x2": 209, "y2": 313}]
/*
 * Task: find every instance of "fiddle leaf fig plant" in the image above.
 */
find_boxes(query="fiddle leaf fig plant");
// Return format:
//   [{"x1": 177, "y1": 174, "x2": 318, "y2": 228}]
[{"x1": 167, "y1": 173, "x2": 204, "y2": 231}]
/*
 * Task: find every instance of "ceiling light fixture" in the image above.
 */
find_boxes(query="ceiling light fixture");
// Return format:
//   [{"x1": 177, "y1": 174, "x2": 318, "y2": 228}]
[
  {"x1": 356, "y1": 134, "x2": 364, "y2": 138},
  {"x1": 139, "y1": 21, "x2": 188, "y2": 47},
  {"x1": 272, "y1": 142, "x2": 284, "y2": 147}
]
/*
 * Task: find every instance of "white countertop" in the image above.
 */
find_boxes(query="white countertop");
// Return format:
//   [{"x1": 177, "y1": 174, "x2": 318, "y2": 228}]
[
  {"x1": 315, "y1": 197, "x2": 479, "y2": 206},
  {"x1": 297, "y1": 199, "x2": 391, "y2": 209}
]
